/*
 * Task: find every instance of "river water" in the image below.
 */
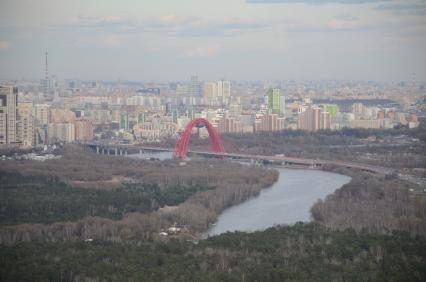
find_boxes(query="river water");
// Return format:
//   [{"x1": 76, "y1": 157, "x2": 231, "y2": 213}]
[
  {"x1": 207, "y1": 168, "x2": 351, "y2": 236},
  {"x1": 127, "y1": 153, "x2": 351, "y2": 236}
]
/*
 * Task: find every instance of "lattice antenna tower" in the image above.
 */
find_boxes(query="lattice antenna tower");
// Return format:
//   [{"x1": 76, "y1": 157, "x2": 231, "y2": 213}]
[{"x1": 45, "y1": 50, "x2": 49, "y2": 80}]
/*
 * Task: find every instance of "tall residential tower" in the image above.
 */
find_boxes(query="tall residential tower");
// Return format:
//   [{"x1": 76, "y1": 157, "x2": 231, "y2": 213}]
[{"x1": 0, "y1": 85, "x2": 19, "y2": 145}]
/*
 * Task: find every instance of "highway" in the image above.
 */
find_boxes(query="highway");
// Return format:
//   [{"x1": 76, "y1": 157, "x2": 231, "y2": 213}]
[
  {"x1": 83, "y1": 142, "x2": 426, "y2": 186},
  {"x1": 84, "y1": 142, "x2": 396, "y2": 175}
]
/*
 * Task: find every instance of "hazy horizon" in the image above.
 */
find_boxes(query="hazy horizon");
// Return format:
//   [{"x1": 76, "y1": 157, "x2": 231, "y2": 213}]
[{"x1": 1, "y1": 0, "x2": 425, "y2": 82}]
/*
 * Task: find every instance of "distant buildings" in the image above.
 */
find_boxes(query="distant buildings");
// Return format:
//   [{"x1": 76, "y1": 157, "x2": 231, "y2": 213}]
[
  {"x1": 254, "y1": 113, "x2": 285, "y2": 132},
  {"x1": 323, "y1": 104, "x2": 339, "y2": 118},
  {"x1": 298, "y1": 106, "x2": 331, "y2": 131},
  {"x1": 120, "y1": 113, "x2": 129, "y2": 130},
  {"x1": 50, "y1": 108, "x2": 75, "y2": 123},
  {"x1": 34, "y1": 104, "x2": 50, "y2": 126},
  {"x1": 0, "y1": 79, "x2": 421, "y2": 147},
  {"x1": 189, "y1": 75, "x2": 202, "y2": 97},
  {"x1": 17, "y1": 102, "x2": 35, "y2": 147},
  {"x1": 203, "y1": 80, "x2": 231, "y2": 104},
  {"x1": 268, "y1": 88, "x2": 282, "y2": 115},
  {"x1": 204, "y1": 82, "x2": 217, "y2": 98},
  {"x1": 48, "y1": 123, "x2": 75, "y2": 143},
  {"x1": 74, "y1": 119, "x2": 93, "y2": 142},
  {"x1": 0, "y1": 86, "x2": 19, "y2": 145},
  {"x1": 217, "y1": 80, "x2": 231, "y2": 100}
]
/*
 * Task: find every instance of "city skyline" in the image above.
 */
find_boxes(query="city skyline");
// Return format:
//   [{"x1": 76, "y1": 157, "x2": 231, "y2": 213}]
[{"x1": 0, "y1": 0, "x2": 426, "y2": 82}]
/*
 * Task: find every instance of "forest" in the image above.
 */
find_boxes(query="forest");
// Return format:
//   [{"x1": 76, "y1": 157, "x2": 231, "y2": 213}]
[
  {"x1": 0, "y1": 171, "x2": 214, "y2": 225},
  {"x1": 1, "y1": 223, "x2": 425, "y2": 282},
  {"x1": 1, "y1": 129, "x2": 425, "y2": 280},
  {"x1": 311, "y1": 168, "x2": 426, "y2": 238},
  {"x1": 0, "y1": 146, "x2": 278, "y2": 244}
]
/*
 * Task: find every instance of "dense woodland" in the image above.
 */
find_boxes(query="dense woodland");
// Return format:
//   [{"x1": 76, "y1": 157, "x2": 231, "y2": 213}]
[
  {"x1": 1, "y1": 127, "x2": 426, "y2": 280},
  {"x1": 0, "y1": 172, "x2": 214, "y2": 225},
  {"x1": 1, "y1": 223, "x2": 425, "y2": 282},
  {"x1": 0, "y1": 146, "x2": 278, "y2": 244},
  {"x1": 311, "y1": 169, "x2": 426, "y2": 238}
]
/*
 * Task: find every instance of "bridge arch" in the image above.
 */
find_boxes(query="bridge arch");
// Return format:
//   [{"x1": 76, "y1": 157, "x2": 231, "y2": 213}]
[{"x1": 173, "y1": 117, "x2": 225, "y2": 160}]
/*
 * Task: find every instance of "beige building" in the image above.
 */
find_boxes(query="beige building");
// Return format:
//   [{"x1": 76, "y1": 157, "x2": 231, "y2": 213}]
[
  {"x1": 203, "y1": 80, "x2": 231, "y2": 101},
  {"x1": 34, "y1": 104, "x2": 51, "y2": 126},
  {"x1": 217, "y1": 80, "x2": 231, "y2": 98},
  {"x1": 298, "y1": 106, "x2": 331, "y2": 131},
  {"x1": 0, "y1": 85, "x2": 19, "y2": 146},
  {"x1": 203, "y1": 82, "x2": 217, "y2": 98},
  {"x1": 48, "y1": 123, "x2": 75, "y2": 143},
  {"x1": 50, "y1": 108, "x2": 76, "y2": 123},
  {"x1": 17, "y1": 102, "x2": 35, "y2": 148},
  {"x1": 254, "y1": 113, "x2": 285, "y2": 132},
  {"x1": 74, "y1": 119, "x2": 93, "y2": 142},
  {"x1": 349, "y1": 119, "x2": 381, "y2": 129}
]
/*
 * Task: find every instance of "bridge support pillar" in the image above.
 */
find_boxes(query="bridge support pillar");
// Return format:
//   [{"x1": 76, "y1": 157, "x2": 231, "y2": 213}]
[
  {"x1": 125, "y1": 150, "x2": 128, "y2": 156},
  {"x1": 96, "y1": 146, "x2": 99, "y2": 154}
]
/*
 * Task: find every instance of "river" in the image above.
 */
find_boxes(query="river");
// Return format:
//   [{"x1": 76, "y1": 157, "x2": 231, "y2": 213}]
[
  {"x1": 128, "y1": 153, "x2": 351, "y2": 236},
  {"x1": 207, "y1": 168, "x2": 351, "y2": 236}
]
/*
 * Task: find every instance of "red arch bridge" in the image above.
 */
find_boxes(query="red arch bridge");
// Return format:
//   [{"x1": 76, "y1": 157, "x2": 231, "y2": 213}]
[
  {"x1": 83, "y1": 116, "x2": 399, "y2": 177},
  {"x1": 173, "y1": 117, "x2": 225, "y2": 160}
]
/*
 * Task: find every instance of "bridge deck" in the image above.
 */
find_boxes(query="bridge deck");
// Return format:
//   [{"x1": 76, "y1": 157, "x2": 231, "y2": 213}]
[{"x1": 83, "y1": 142, "x2": 395, "y2": 175}]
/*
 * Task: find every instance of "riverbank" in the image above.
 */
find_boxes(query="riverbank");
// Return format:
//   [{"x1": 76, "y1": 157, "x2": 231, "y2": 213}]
[
  {"x1": 312, "y1": 166, "x2": 426, "y2": 237},
  {"x1": 206, "y1": 168, "x2": 350, "y2": 236},
  {"x1": 0, "y1": 145, "x2": 279, "y2": 244}
]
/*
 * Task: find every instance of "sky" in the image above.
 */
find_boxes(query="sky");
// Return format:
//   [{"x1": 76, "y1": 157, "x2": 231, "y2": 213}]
[{"x1": 0, "y1": 0, "x2": 425, "y2": 82}]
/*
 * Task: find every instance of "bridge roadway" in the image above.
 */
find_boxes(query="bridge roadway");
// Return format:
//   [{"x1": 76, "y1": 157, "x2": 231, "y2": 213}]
[{"x1": 84, "y1": 142, "x2": 395, "y2": 175}]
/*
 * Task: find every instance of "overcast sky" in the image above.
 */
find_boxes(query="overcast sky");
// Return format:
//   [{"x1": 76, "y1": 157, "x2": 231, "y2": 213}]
[{"x1": 0, "y1": 0, "x2": 425, "y2": 82}]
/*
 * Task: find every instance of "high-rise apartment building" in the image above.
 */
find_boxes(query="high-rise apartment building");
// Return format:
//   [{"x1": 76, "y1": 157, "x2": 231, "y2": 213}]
[
  {"x1": 351, "y1": 103, "x2": 365, "y2": 117},
  {"x1": 0, "y1": 85, "x2": 19, "y2": 145},
  {"x1": 34, "y1": 104, "x2": 51, "y2": 126},
  {"x1": 204, "y1": 82, "x2": 217, "y2": 98},
  {"x1": 48, "y1": 123, "x2": 75, "y2": 143},
  {"x1": 268, "y1": 88, "x2": 282, "y2": 115},
  {"x1": 323, "y1": 104, "x2": 339, "y2": 118},
  {"x1": 254, "y1": 113, "x2": 285, "y2": 132},
  {"x1": 17, "y1": 102, "x2": 34, "y2": 148},
  {"x1": 298, "y1": 106, "x2": 331, "y2": 131},
  {"x1": 189, "y1": 75, "x2": 202, "y2": 97},
  {"x1": 218, "y1": 117, "x2": 243, "y2": 133},
  {"x1": 74, "y1": 119, "x2": 93, "y2": 142},
  {"x1": 138, "y1": 112, "x2": 146, "y2": 124},
  {"x1": 280, "y1": 95, "x2": 286, "y2": 116},
  {"x1": 120, "y1": 113, "x2": 129, "y2": 130},
  {"x1": 203, "y1": 80, "x2": 230, "y2": 102},
  {"x1": 217, "y1": 80, "x2": 231, "y2": 99},
  {"x1": 50, "y1": 109, "x2": 76, "y2": 123}
]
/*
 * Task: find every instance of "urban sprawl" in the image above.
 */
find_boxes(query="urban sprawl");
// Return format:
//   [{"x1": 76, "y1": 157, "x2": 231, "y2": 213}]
[{"x1": 0, "y1": 72, "x2": 424, "y2": 148}]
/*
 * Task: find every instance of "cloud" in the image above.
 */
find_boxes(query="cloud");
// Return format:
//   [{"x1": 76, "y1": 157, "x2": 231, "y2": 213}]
[
  {"x1": 246, "y1": 0, "x2": 390, "y2": 4},
  {"x1": 0, "y1": 40, "x2": 11, "y2": 50},
  {"x1": 375, "y1": 3, "x2": 426, "y2": 16},
  {"x1": 335, "y1": 13, "x2": 359, "y2": 21},
  {"x1": 177, "y1": 19, "x2": 270, "y2": 37},
  {"x1": 101, "y1": 35, "x2": 124, "y2": 47},
  {"x1": 183, "y1": 45, "x2": 221, "y2": 58},
  {"x1": 280, "y1": 15, "x2": 371, "y2": 32},
  {"x1": 68, "y1": 16, "x2": 137, "y2": 31},
  {"x1": 58, "y1": 15, "x2": 271, "y2": 38}
]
